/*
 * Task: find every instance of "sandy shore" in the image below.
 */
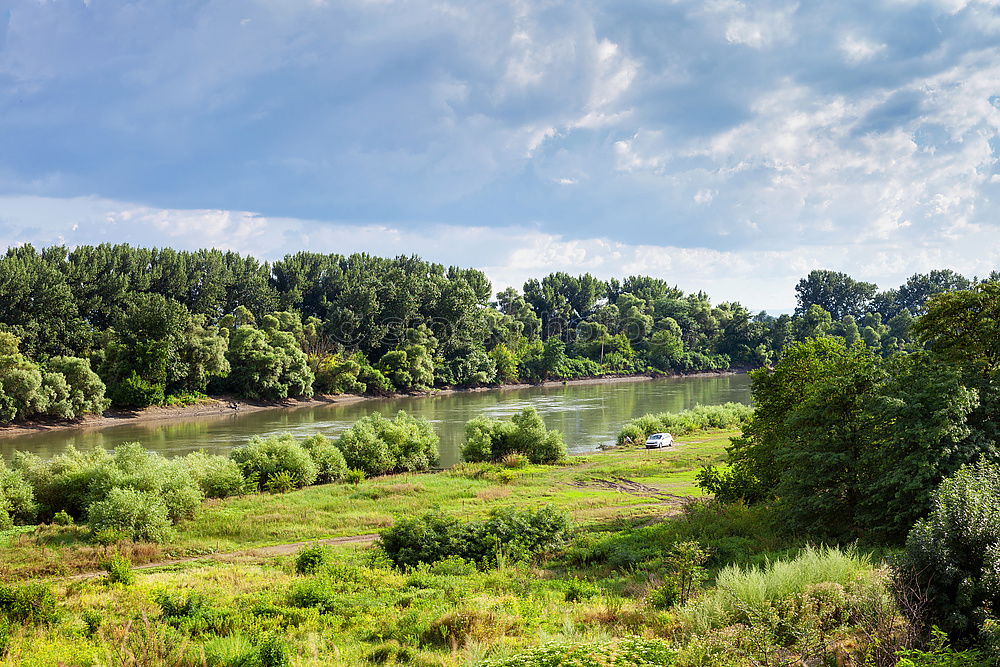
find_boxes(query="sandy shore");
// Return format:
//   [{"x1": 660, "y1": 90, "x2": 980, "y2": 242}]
[{"x1": 0, "y1": 370, "x2": 741, "y2": 439}]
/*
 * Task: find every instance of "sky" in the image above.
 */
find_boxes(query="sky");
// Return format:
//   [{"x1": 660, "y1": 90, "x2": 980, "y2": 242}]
[{"x1": 2, "y1": 0, "x2": 1000, "y2": 310}]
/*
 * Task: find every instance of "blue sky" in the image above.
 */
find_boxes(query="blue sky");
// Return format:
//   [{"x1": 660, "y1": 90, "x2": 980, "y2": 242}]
[{"x1": 1, "y1": 0, "x2": 999, "y2": 309}]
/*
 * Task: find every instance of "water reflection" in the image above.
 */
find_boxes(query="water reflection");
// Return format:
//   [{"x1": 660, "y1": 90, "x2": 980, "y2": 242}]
[{"x1": 0, "y1": 375, "x2": 751, "y2": 466}]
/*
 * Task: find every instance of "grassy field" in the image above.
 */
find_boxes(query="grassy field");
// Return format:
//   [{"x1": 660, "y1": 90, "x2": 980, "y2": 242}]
[
  {"x1": 0, "y1": 429, "x2": 913, "y2": 666},
  {"x1": 1, "y1": 431, "x2": 735, "y2": 581}
]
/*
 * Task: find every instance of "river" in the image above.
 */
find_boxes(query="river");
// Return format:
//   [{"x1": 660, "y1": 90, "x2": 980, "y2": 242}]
[{"x1": 0, "y1": 374, "x2": 751, "y2": 466}]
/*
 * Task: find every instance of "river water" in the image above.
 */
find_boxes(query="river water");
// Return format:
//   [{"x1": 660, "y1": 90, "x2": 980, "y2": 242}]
[{"x1": 0, "y1": 374, "x2": 751, "y2": 466}]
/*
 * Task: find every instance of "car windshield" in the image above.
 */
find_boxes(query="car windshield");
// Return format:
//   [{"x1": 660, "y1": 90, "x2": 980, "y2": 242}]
[{"x1": 649, "y1": 435, "x2": 660, "y2": 439}]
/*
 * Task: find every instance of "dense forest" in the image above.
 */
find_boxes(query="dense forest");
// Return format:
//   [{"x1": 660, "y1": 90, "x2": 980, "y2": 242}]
[{"x1": 0, "y1": 243, "x2": 995, "y2": 425}]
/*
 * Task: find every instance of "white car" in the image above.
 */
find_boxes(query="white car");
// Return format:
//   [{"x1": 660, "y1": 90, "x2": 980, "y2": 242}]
[{"x1": 645, "y1": 432, "x2": 673, "y2": 449}]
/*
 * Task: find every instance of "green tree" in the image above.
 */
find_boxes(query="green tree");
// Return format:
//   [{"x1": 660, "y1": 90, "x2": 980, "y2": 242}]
[
  {"x1": 0, "y1": 245, "x2": 89, "y2": 356},
  {"x1": 226, "y1": 325, "x2": 314, "y2": 400},
  {"x1": 794, "y1": 269, "x2": 878, "y2": 320},
  {"x1": 899, "y1": 462, "x2": 1000, "y2": 643}
]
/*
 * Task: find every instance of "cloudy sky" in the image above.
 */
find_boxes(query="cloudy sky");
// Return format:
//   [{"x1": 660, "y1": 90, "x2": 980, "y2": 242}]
[{"x1": 2, "y1": 0, "x2": 1000, "y2": 310}]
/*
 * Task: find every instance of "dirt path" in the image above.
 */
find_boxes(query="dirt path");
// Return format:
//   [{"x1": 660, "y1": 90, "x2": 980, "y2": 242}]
[{"x1": 58, "y1": 491, "x2": 689, "y2": 583}]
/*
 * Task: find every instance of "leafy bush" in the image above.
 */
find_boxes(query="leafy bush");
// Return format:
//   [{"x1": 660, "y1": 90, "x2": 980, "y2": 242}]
[
  {"x1": 344, "y1": 468, "x2": 365, "y2": 485},
  {"x1": 895, "y1": 628, "x2": 995, "y2": 667},
  {"x1": 300, "y1": 434, "x2": 348, "y2": 483},
  {"x1": 295, "y1": 544, "x2": 331, "y2": 575},
  {"x1": 501, "y1": 452, "x2": 529, "y2": 469},
  {"x1": 87, "y1": 443, "x2": 203, "y2": 521},
  {"x1": 255, "y1": 633, "x2": 291, "y2": 667},
  {"x1": 618, "y1": 402, "x2": 753, "y2": 445},
  {"x1": 226, "y1": 325, "x2": 314, "y2": 400},
  {"x1": 230, "y1": 434, "x2": 318, "y2": 492},
  {"x1": 43, "y1": 356, "x2": 109, "y2": 417},
  {"x1": 563, "y1": 577, "x2": 599, "y2": 602},
  {"x1": 481, "y1": 637, "x2": 676, "y2": 666},
  {"x1": 378, "y1": 506, "x2": 571, "y2": 568},
  {"x1": 156, "y1": 590, "x2": 211, "y2": 620},
  {"x1": 109, "y1": 369, "x2": 165, "y2": 408},
  {"x1": 898, "y1": 462, "x2": 1000, "y2": 643},
  {"x1": 51, "y1": 509, "x2": 73, "y2": 526},
  {"x1": 334, "y1": 411, "x2": 439, "y2": 476},
  {"x1": 461, "y1": 407, "x2": 566, "y2": 464},
  {"x1": 264, "y1": 470, "x2": 297, "y2": 494},
  {"x1": 86, "y1": 487, "x2": 174, "y2": 543},
  {"x1": 0, "y1": 582, "x2": 57, "y2": 626},
  {"x1": 101, "y1": 552, "x2": 135, "y2": 586},
  {"x1": 181, "y1": 451, "x2": 247, "y2": 499},
  {"x1": 0, "y1": 461, "x2": 35, "y2": 529},
  {"x1": 12, "y1": 442, "x2": 202, "y2": 524}
]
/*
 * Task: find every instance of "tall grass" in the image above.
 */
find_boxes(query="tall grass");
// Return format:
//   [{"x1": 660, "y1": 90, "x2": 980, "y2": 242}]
[
  {"x1": 678, "y1": 545, "x2": 874, "y2": 632},
  {"x1": 617, "y1": 402, "x2": 753, "y2": 445}
]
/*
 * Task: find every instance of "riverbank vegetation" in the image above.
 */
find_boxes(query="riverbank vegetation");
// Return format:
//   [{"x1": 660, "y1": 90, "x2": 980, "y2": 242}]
[
  {"x1": 0, "y1": 244, "x2": 993, "y2": 424},
  {"x1": 0, "y1": 418, "x2": 998, "y2": 664},
  {"x1": 0, "y1": 259, "x2": 998, "y2": 663}
]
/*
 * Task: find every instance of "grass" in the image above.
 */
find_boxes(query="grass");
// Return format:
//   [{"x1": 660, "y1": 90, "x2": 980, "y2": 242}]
[
  {"x1": 0, "y1": 426, "x2": 913, "y2": 666},
  {"x1": 0, "y1": 430, "x2": 737, "y2": 580}
]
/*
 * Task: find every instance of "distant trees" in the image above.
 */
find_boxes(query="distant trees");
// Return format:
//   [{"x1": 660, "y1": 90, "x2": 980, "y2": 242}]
[
  {"x1": 0, "y1": 242, "x2": 992, "y2": 424},
  {"x1": 794, "y1": 270, "x2": 878, "y2": 320}
]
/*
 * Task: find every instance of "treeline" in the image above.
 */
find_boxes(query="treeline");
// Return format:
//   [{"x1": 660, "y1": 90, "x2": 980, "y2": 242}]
[
  {"x1": 0, "y1": 243, "x2": 994, "y2": 423},
  {"x1": 698, "y1": 280, "x2": 1000, "y2": 647}
]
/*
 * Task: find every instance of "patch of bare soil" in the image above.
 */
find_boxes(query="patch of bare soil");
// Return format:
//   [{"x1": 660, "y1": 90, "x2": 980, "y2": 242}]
[{"x1": 572, "y1": 476, "x2": 687, "y2": 502}]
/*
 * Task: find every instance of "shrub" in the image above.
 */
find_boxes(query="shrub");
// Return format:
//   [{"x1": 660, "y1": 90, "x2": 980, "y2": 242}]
[
  {"x1": 501, "y1": 452, "x2": 529, "y2": 469},
  {"x1": 13, "y1": 443, "x2": 203, "y2": 523},
  {"x1": 156, "y1": 591, "x2": 210, "y2": 620},
  {"x1": 0, "y1": 461, "x2": 35, "y2": 529},
  {"x1": 52, "y1": 509, "x2": 73, "y2": 526},
  {"x1": 898, "y1": 462, "x2": 1000, "y2": 643},
  {"x1": 87, "y1": 443, "x2": 203, "y2": 522},
  {"x1": 43, "y1": 356, "x2": 110, "y2": 417},
  {"x1": 492, "y1": 469, "x2": 518, "y2": 485},
  {"x1": 481, "y1": 637, "x2": 677, "y2": 666},
  {"x1": 617, "y1": 402, "x2": 753, "y2": 445},
  {"x1": 461, "y1": 407, "x2": 566, "y2": 464},
  {"x1": 81, "y1": 610, "x2": 102, "y2": 637},
  {"x1": 87, "y1": 487, "x2": 174, "y2": 543},
  {"x1": 264, "y1": 470, "x2": 297, "y2": 494},
  {"x1": 181, "y1": 452, "x2": 247, "y2": 499},
  {"x1": 295, "y1": 544, "x2": 331, "y2": 575},
  {"x1": 895, "y1": 628, "x2": 994, "y2": 667},
  {"x1": 378, "y1": 512, "x2": 465, "y2": 569},
  {"x1": 0, "y1": 582, "x2": 57, "y2": 626},
  {"x1": 564, "y1": 577, "x2": 599, "y2": 602},
  {"x1": 102, "y1": 552, "x2": 135, "y2": 586},
  {"x1": 344, "y1": 468, "x2": 366, "y2": 485},
  {"x1": 334, "y1": 411, "x2": 439, "y2": 476},
  {"x1": 378, "y1": 506, "x2": 571, "y2": 568},
  {"x1": 255, "y1": 633, "x2": 291, "y2": 667},
  {"x1": 11, "y1": 446, "x2": 106, "y2": 521},
  {"x1": 230, "y1": 434, "x2": 318, "y2": 492},
  {"x1": 679, "y1": 545, "x2": 873, "y2": 631},
  {"x1": 300, "y1": 434, "x2": 348, "y2": 483},
  {"x1": 110, "y1": 370, "x2": 165, "y2": 408}
]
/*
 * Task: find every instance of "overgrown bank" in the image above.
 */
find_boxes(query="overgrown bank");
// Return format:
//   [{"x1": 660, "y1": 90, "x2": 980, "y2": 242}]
[{"x1": 0, "y1": 244, "x2": 979, "y2": 427}]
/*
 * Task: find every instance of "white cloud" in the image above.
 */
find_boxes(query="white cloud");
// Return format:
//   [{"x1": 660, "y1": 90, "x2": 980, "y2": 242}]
[{"x1": 839, "y1": 34, "x2": 886, "y2": 64}]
